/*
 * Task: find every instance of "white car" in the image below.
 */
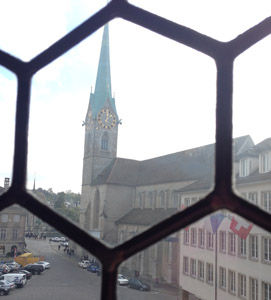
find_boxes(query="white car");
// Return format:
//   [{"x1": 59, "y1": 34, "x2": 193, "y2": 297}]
[
  {"x1": 117, "y1": 274, "x2": 129, "y2": 286},
  {"x1": 51, "y1": 237, "x2": 60, "y2": 242},
  {"x1": 34, "y1": 261, "x2": 50, "y2": 269},
  {"x1": 78, "y1": 260, "x2": 91, "y2": 268}
]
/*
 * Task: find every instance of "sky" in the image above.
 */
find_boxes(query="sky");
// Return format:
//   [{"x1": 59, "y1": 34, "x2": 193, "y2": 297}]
[{"x1": 0, "y1": 0, "x2": 270, "y2": 193}]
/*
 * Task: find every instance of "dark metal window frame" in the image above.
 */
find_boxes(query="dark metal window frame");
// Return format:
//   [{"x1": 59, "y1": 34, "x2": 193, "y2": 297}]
[{"x1": 0, "y1": 1, "x2": 270, "y2": 299}]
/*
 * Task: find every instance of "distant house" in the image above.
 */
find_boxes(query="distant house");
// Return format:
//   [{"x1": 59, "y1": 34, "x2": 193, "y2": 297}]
[{"x1": 0, "y1": 178, "x2": 26, "y2": 256}]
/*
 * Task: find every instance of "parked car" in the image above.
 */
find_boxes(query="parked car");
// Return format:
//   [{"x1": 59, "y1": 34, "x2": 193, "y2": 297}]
[
  {"x1": 5, "y1": 262, "x2": 21, "y2": 272},
  {"x1": 51, "y1": 237, "x2": 61, "y2": 242},
  {"x1": 117, "y1": 274, "x2": 129, "y2": 286},
  {"x1": 34, "y1": 261, "x2": 50, "y2": 269},
  {"x1": 0, "y1": 286, "x2": 10, "y2": 296},
  {"x1": 60, "y1": 242, "x2": 69, "y2": 247},
  {"x1": 78, "y1": 260, "x2": 91, "y2": 269},
  {"x1": 16, "y1": 270, "x2": 32, "y2": 280},
  {"x1": 0, "y1": 273, "x2": 27, "y2": 288},
  {"x1": 0, "y1": 264, "x2": 10, "y2": 274},
  {"x1": 86, "y1": 263, "x2": 101, "y2": 274},
  {"x1": 0, "y1": 279, "x2": 15, "y2": 290},
  {"x1": 128, "y1": 278, "x2": 151, "y2": 291},
  {"x1": 23, "y1": 264, "x2": 44, "y2": 275}
]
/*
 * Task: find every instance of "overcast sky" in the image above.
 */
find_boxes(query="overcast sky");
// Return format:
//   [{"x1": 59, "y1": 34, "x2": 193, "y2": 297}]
[{"x1": 0, "y1": 0, "x2": 270, "y2": 193}]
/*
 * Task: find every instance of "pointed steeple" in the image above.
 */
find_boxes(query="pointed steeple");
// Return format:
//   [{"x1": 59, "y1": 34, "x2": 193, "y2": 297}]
[
  {"x1": 95, "y1": 23, "x2": 112, "y2": 99},
  {"x1": 90, "y1": 23, "x2": 117, "y2": 118}
]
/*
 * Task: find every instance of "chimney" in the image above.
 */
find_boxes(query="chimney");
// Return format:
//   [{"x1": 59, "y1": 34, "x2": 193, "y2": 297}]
[{"x1": 4, "y1": 178, "x2": 10, "y2": 190}]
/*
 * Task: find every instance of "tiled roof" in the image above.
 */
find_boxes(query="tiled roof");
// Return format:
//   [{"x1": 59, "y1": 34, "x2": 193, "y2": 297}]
[
  {"x1": 116, "y1": 208, "x2": 178, "y2": 226},
  {"x1": 91, "y1": 136, "x2": 252, "y2": 187}
]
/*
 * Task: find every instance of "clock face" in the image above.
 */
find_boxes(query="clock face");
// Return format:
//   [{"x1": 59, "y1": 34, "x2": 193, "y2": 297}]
[{"x1": 97, "y1": 109, "x2": 117, "y2": 129}]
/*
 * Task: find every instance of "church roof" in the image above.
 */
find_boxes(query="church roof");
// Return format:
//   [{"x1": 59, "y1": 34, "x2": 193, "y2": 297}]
[
  {"x1": 116, "y1": 208, "x2": 178, "y2": 226},
  {"x1": 91, "y1": 135, "x2": 252, "y2": 187}
]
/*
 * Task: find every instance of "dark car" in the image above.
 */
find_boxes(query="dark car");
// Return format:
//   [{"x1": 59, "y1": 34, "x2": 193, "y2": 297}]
[
  {"x1": 87, "y1": 263, "x2": 101, "y2": 275},
  {"x1": 17, "y1": 270, "x2": 32, "y2": 280},
  {"x1": 128, "y1": 278, "x2": 151, "y2": 291},
  {"x1": 0, "y1": 286, "x2": 10, "y2": 296},
  {"x1": 23, "y1": 264, "x2": 44, "y2": 275}
]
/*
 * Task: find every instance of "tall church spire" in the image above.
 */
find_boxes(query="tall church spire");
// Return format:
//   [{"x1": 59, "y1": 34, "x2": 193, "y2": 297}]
[
  {"x1": 95, "y1": 24, "x2": 111, "y2": 99},
  {"x1": 90, "y1": 23, "x2": 117, "y2": 118}
]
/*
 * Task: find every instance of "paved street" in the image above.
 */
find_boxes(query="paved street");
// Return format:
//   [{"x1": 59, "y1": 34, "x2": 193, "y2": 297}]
[{"x1": 7, "y1": 238, "x2": 178, "y2": 300}]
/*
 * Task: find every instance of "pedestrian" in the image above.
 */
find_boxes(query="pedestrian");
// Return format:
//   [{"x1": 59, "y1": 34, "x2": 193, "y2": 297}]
[{"x1": 58, "y1": 245, "x2": 60, "y2": 250}]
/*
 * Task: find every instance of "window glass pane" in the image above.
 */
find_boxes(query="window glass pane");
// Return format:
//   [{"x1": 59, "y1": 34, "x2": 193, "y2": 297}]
[
  {"x1": 0, "y1": 1, "x2": 104, "y2": 61},
  {"x1": 0, "y1": 68, "x2": 16, "y2": 185},
  {"x1": 233, "y1": 37, "x2": 271, "y2": 215},
  {"x1": 130, "y1": 0, "x2": 270, "y2": 41}
]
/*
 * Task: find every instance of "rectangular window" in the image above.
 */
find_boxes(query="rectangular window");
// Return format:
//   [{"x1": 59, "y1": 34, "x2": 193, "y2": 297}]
[
  {"x1": 248, "y1": 192, "x2": 258, "y2": 205},
  {"x1": 190, "y1": 258, "x2": 196, "y2": 277},
  {"x1": 240, "y1": 158, "x2": 250, "y2": 177},
  {"x1": 263, "y1": 282, "x2": 271, "y2": 300},
  {"x1": 198, "y1": 229, "x2": 205, "y2": 248},
  {"x1": 250, "y1": 277, "x2": 258, "y2": 300},
  {"x1": 198, "y1": 260, "x2": 204, "y2": 281},
  {"x1": 191, "y1": 228, "x2": 197, "y2": 247},
  {"x1": 219, "y1": 267, "x2": 226, "y2": 290},
  {"x1": 184, "y1": 229, "x2": 189, "y2": 245},
  {"x1": 239, "y1": 273, "x2": 247, "y2": 298},
  {"x1": 229, "y1": 232, "x2": 236, "y2": 255},
  {"x1": 207, "y1": 232, "x2": 213, "y2": 250},
  {"x1": 184, "y1": 197, "x2": 190, "y2": 207},
  {"x1": 12, "y1": 229, "x2": 18, "y2": 240},
  {"x1": 183, "y1": 256, "x2": 189, "y2": 275},
  {"x1": 191, "y1": 197, "x2": 197, "y2": 204},
  {"x1": 261, "y1": 192, "x2": 271, "y2": 212},
  {"x1": 250, "y1": 235, "x2": 258, "y2": 260},
  {"x1": 259, "y1": 152, "x2": 271, "y2": 173},
  {"x1": 229, "y1": 270, "x2": 236, "y2": 294},
  {"x1": 206, "y1": 263, "x2": 213, "y2": 284},
  {"x1": 220, "y1": 231, "x2": 226, "y2": 253},
  {"x1": 262, "y1": 237, "x2": 271, "y2": 263},
  {"x1": 13, "y1": 215, "x2": 20, "y2": 223},
  {"x1": 0, "y1": 229, "x2": 6, "y2": 240},
  {"x1": 1, "y1": 214, "x2": 8, "y2": 222},
  {"x1": 173, "y1": 194, "x2": 179, "y2": 208},
  {"x1": 239, "y1": 237, "x2": 247, "y2": 257}
]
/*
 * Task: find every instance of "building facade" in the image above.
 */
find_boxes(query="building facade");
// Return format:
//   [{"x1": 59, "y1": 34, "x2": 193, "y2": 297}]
[
  {"x1": 177, "y1": 139, "x2": 271, "y2": 300},
  {"x1": 0, "y1": 178, "x2": 26, "y2": 256},
  {"x1": 79, "y1": 24, "x2": 270, "y2": 293}
]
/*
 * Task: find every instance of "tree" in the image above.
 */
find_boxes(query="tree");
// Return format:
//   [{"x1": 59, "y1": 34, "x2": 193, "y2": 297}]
[{"x1": 54, "y1": 192, "x2": 65, "y2": 209}]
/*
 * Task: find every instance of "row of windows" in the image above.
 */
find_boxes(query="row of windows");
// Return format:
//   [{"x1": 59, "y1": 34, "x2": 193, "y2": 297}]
[
  {"x1": 137, "y1": 191, "x2": 182, "y2": 209},
  {"x1": 239, "y1": 152, "x2": 271, "y2": 177},
  {"x1": 0, "y1": 228, "x2": 19, "y2": 240},
  {"x1": 184, "y1": 228, "x2": 271, "y2": 263},
  {"x1": 183, "y1": 256, "x2": 271, "y2": 300},
  {"x1": 0, "y1": 214, "x2": 20, "y2": 223},
  {"x1": 241, "y1": 191, "x2": 271, "y2": 212}
]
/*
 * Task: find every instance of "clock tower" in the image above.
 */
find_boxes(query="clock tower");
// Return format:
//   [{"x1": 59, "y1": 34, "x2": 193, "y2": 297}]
[{"x1": 82, "y1": 23, "x2": 119, "y2": 187}]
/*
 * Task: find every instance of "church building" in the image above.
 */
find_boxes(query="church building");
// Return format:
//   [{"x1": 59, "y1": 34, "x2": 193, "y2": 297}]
[{"x1": 79, "y1": 23, "x2": 271, "y2": 293}]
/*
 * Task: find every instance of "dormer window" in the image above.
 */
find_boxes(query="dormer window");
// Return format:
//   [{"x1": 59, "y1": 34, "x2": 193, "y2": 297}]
[
  {"x1": 239, "y1": 158, "x2": 250, "y2": 177},
  {"x1": 259, "y1": 152, "x2": 271, "y2": 173}
]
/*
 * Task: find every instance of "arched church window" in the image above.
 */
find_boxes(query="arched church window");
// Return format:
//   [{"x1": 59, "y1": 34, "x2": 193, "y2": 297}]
[
  {"x1": 159, "y1": 191, "x2": 165, "y2": 208},
  {"x1": 93, "y1": 189, "x2": 100, "y2": 229},
  {"x1": 85, "y1": 132, "x2": 91, "y2": 153},
  {"x1": 101, "y1": 133, "x2": 109, "y2": 150},
  {"x1": 85, "y1": 202, "x2": 91, "y2": 231},
  {"x1": 138, "y1": 192, "x2": 143, "y2": 208},
  {"x1": 148, "y1": 192, "x2": 154, "y2": 207}
]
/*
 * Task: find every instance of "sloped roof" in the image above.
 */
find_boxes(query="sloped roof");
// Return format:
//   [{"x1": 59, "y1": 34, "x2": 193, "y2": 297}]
[
  {"x1": 91, "y1": 136, "x2": 251, "y2": 187},
  {"x1": 255, "y1": 138, "x2": 271, "y2": 151},
  {"x1": 116, "y1": 208, "x2": 177, "y2": 226}
]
